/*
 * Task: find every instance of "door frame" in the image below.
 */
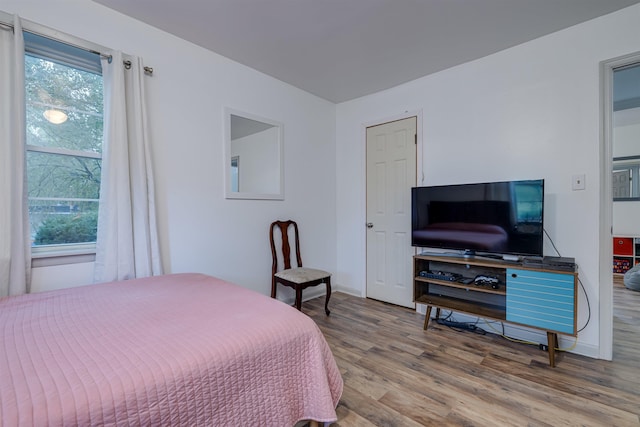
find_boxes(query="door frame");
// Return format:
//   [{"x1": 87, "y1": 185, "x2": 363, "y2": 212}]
[
  {"x1": 362, "y1": 109, "x2": 423, "y2": 303},
  {"x1": 599, "y1": 51, "x2": 640, "y2": 360}
]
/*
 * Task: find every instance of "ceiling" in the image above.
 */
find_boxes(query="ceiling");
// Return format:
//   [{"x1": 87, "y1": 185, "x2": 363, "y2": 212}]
[{"x1": 93, "y1": 0, "x2": 640, "y2": 103}]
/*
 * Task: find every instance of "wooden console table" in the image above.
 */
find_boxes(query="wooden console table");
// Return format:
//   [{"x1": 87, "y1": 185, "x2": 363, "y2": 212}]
[{"x1": 414, "y1": 254, "x2": 577, "y2": 367}]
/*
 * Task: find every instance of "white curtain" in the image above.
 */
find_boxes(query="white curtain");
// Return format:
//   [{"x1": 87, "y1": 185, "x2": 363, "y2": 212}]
[
  {"x1": 0, "y1": 15, "x2": 30, "y2": 297},
  {"x1": 94, "y1": 51, "x2": 163, "y2": 283}
]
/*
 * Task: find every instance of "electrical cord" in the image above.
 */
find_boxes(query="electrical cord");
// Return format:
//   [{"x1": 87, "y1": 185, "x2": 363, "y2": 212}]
[
  {"x1": 481, "y1": 318, "x2": 579, "y2": 352},
  {"x1": 543, "y1": 228, "x2": 591, "y2": 332},
  {"x1": 482, "y1": 319, "x2": 539, "y2": 347},
  {"x1": 543, "y1": 228, "x2": 563, "y2": 260},
  {"x1": 556, "y1": 336, "x2": 578, "y2": 352},
  {"x1": 576, "y1": 276, "x2": 591, "y2": 333},
  {"x1": 435, "y1": 313, "x2": 578, "y2": 352},
  {"x1": 435, "y1": 318, "x2": 487, "y2": 335},
  {"x1": 433, "y1": 311, "x2": 486, "y2": 335},
  {"x1": 439, "y1": 310, "x2": 453, "y2": 322},
  {"x1": 431, "y1": 312, "x2": 579, "y2": 352}
]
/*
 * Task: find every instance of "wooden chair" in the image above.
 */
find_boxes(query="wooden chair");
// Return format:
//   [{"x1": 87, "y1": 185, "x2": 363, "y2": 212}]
[{"x1": 270, "y1": 220, "x2": 331, "y2": 315}]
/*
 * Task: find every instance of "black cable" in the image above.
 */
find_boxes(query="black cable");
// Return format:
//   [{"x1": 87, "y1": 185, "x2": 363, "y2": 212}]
[
  {"x1": 577, "y1": 276, "x2": 591, "y2": 333},
  {"x1": 435, "y1": 317, "x2": 487, "y2": 335},
  {"x1": 436, "y1": 309, "x2": 453, "y2": 322},
  {"x1": 481, "y1": 319, "x2": 541, "y2": 347},
  {"x1": 543, "y1": 228, "x2": 563, "y2": 259},
  {"x1": 543, "y1": 228, "x2": 592, "y2": 332}
]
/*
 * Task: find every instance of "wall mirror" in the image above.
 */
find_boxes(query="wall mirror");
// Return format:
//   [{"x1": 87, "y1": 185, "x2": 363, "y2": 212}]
[{"x1": 224, "y1": 108, "x2": 284, "y2": 200}]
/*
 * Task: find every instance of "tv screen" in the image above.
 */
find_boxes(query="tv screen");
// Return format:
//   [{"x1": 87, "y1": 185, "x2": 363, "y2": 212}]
[{"x1": 411, "y1": 179, "x2": 544, "y2": 258}]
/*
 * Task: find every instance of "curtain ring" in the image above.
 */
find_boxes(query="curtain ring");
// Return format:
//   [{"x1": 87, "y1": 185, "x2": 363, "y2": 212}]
[{"x1": 123, "y1": 60, "x2": 132, "y2": 70}]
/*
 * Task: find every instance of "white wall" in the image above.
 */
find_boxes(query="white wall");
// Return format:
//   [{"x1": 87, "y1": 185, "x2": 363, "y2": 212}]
[
  {"x1": 3, "y1": 0, "x2": 336, "y2": 299},
  {"x1": 231, "y1": 127, "x2": 280, "y2": 194},
  {"x1": 335, "y1": 4, "x2": 640, "y2": 357}
]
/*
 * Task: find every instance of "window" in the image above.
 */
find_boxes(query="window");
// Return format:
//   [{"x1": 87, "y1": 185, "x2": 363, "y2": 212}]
[{"x1": 24, "y1": 33, "x2": 103, "y2": 254}]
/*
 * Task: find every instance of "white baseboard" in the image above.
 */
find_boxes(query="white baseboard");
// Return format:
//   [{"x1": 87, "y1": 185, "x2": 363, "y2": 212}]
[
  {"x1": 333, "y1": 284, "x2": 364, "y2": 298},
  {"x1": 277, "y1": 287, "x2": 326, "y2": 306},
  {"x1": 276, "y1": 283, "x2": 360, "y2": 307}
]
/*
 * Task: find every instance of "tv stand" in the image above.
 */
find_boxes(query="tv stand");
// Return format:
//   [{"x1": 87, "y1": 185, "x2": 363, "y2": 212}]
[{"x1": 413, "y1": 253, "x2": 577, "y2": 367}]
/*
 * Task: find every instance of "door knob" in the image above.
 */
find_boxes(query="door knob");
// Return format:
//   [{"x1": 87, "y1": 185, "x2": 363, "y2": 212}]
[{"x1": 366, "y1": 222, "x2": 374, "y2": 228}]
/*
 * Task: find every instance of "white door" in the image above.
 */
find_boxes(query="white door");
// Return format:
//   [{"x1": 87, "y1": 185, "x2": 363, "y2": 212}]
[{"x1": 366, "y1": 117, "x2": 417, "y2": 308}]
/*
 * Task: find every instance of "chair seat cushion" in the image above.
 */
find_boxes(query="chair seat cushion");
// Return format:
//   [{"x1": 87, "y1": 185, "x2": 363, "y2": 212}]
[{"x1": 275, "y1": 267, "x2": 330, "y2": 284}]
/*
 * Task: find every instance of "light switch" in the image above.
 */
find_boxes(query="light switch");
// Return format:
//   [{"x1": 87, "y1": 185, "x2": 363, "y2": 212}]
[{"x1": 572, "y1": 174, "x2": 586, "y2": 191}]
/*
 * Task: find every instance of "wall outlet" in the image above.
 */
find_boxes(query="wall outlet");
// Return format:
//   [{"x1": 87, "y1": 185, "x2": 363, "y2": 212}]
[{"x1": 572, "y1": 174, "x2": 586, "y2": 191}]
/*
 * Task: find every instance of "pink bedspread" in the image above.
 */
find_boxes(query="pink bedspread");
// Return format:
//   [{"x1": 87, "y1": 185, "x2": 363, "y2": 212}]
[{"x1": 0, "y1": 273, "x2": 343, "y2": 426}]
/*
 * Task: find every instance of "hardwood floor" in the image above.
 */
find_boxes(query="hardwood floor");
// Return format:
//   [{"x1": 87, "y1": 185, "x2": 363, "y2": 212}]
[{"x1": 304, "y1": 281, "x2": 640, "y2": 426}]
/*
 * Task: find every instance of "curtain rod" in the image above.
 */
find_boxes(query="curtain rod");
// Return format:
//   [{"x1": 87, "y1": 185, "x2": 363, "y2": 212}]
[{"x1": 0, "y1": 16, "x2": 153, "y2": 76}]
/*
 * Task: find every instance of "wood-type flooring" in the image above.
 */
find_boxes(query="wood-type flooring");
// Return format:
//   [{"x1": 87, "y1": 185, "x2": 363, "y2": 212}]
[{"x1": 304, "y1": 278, "x2": 640, "y2": 426}]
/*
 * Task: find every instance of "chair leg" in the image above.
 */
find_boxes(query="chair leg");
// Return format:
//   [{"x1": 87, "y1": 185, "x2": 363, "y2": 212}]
[
  {"x1": 324, "y1": 278, "x2": 331, "y2": 316},
  {"x1": 295, "y1": 286, "x2": 303, "y2": 311},
  {"x1": 271, "y1": 277, "x2": 277, "y2": 299}
]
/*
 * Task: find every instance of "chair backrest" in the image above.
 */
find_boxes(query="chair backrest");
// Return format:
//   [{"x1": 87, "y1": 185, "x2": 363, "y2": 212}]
[{"x1": 270, "y1": 220, "x2": 303, "y2": 274}]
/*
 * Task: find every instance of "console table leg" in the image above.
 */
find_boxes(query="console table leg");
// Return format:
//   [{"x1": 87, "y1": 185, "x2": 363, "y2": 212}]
[
  {"x1": 547, "y1": 332, "x2": 559, "y2": 367},
  {"x1": 423, "y1": 305, "x2": 433, "y2": 330}
]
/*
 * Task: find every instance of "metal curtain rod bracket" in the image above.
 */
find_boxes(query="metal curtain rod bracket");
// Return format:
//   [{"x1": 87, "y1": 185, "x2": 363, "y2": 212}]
[{"x1": 124, "y1": 59, "x2": 154, "y2": 76}]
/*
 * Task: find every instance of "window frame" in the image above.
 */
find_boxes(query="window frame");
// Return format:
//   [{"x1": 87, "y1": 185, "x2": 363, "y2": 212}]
[{"x1": 24, "y1": 30, "x2": 104, "y2": 259}]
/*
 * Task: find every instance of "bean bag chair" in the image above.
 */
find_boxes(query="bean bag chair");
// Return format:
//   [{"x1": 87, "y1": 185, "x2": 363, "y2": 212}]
[{"x1": 624, "y1": 264, "x2": 640, "y2": 291}]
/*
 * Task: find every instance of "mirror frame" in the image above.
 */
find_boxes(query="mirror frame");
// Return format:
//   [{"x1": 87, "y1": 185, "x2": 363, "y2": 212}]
[{"x1": 224, "y1": 108, "x2": 284, "y2": 200}]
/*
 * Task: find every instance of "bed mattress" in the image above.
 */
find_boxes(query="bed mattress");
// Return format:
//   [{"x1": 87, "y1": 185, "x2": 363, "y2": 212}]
[{"x1": 0, "y1": 273, "x2": 342, "y2": 426}]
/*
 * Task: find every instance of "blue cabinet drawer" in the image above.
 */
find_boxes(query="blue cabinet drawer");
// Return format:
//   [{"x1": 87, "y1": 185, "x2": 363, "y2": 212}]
[{"x1": 506, "y1": 269, "x2": 576, "y2": 335}]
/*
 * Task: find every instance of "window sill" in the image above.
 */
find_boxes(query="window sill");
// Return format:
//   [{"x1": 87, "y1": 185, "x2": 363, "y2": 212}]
[{"x1": 31, "y1": 247, "x2": 96, "y2": 268}]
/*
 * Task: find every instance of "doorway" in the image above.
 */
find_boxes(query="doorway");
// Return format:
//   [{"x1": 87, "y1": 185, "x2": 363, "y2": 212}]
[
  {"x1": 601, "y1": 54, "x2": 640, "y2": 360},
  {"x1": 365, "y1": 116, "x2": 417, "y2": 308}
]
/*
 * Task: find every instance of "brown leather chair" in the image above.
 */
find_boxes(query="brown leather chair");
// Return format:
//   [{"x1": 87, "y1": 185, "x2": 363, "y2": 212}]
[{"x1": 269, "y1": 220, "x2": 331, "y2": 315}]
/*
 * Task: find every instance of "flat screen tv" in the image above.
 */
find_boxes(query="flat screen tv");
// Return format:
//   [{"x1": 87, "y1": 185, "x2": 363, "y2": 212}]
[{"x1": 411, "y1": 179, "x2": 544, "y2": 259}]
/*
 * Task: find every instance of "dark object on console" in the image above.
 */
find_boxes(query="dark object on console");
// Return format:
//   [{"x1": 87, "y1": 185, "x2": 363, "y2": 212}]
[
  {"x1": 270, "y1": 220, "x2": 331, "y2": 315},
  {"x1": 420, "y1": 270, "x2": 462, "y2": 281},
  {"x1": 521, "y1": 256, "x2": 544, "y2": 267},
  {"x1": 541, "y1": 256, "x2": 577, "y2": 272},
  {"x1": 474, "y1": 275, "x2": 500, "y2": 289},
  {"x1": 411, "y1": 179, "x2": 545, "y2": 257}
]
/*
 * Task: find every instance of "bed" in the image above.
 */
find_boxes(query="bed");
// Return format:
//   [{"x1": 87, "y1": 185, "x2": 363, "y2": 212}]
[{"x1": 0, "y1": 273, "x2": 343, "y2": 426}]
